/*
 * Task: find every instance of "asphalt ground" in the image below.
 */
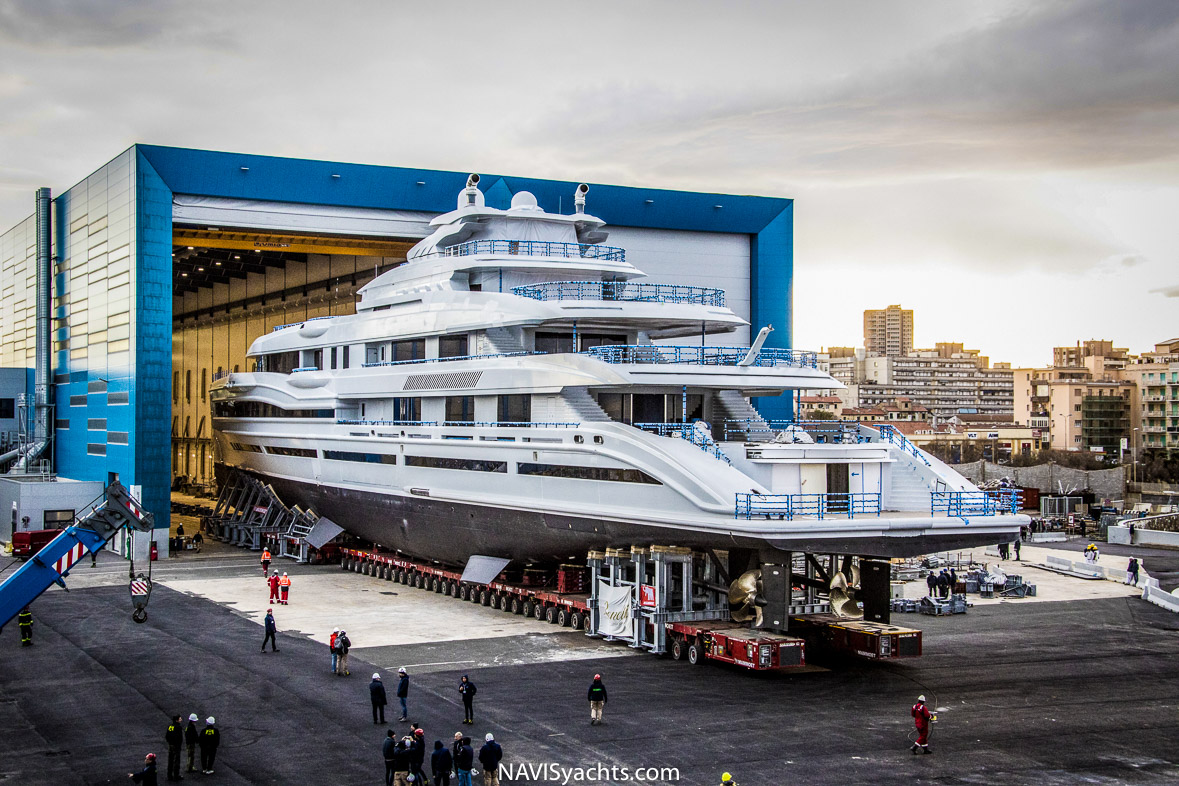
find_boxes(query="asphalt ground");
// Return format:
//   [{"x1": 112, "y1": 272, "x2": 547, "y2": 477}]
[{"x1": 4, "y1": 552, "x2": 1179, "y2": 786}]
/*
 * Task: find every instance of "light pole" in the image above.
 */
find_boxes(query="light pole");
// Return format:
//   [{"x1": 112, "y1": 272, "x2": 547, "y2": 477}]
[{"x1": 1132, "y1": 426, "x2": 1140, "y2": 484}]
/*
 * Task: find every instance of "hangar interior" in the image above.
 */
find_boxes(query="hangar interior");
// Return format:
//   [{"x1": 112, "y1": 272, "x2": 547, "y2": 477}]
[{"x1": 170, "y1": 224, "x2": 413, "y2": 491}]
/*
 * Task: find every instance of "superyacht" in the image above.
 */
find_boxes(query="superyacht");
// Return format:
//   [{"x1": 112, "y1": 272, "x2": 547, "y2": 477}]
[{"x1": 210, "y1": 176, "x2": 1024, "y2": 571}]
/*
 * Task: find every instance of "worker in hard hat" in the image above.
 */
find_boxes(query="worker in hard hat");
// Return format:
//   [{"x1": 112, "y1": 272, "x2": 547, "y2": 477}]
[
  {"x1": 279, "y1": 571, "x2": 291, "y2": 604},
  {"x1": 199, "y1": 717, "x2": 220, "y2": 774},
  {"x1": 268, "y1": 570, "x2": 281, "y2": 605},
  {"x1": 17, "y1": 606, "x2": 32, "y2": 646},
  {"x1": 719, "y1": 772, "x2": 738, "y2": 785},
  {"x1": 910, "y1": 695, "x2": 933, "y2": 754},
  {"x1": 128, "y1": 752, "x2": 157, "y2": 783},
  {"x1": 260, "y1": 547, "x2": 271, "y2": 576}
]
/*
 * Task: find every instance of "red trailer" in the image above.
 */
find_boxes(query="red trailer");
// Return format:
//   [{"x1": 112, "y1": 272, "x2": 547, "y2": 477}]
[
  {"x1": 11, "y1": 528, "x2": 65, "y2": 559},
  {"x1": 665, "y1": 620, "x2": 806, "y2": 671},
  {"x1": 790, "y1": 614, "x2": 922, "y2": 660}
]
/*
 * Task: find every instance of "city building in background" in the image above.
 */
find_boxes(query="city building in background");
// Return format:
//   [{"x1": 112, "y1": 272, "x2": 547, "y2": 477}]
[
  {"x1": 1127, "y1": 338, "x2": 1179, "y2": 453},
  {"x1": 863, "y1": 304, "x2": 913, "y2": 357}
]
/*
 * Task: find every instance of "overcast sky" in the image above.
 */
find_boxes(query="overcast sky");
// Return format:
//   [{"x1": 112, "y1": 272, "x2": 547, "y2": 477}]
[{"x1": 0, "y1": 0, "x2": 1175, "y2": 366}]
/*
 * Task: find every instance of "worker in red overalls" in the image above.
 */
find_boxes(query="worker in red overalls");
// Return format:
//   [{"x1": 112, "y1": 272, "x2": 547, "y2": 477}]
[
  {"x1": 268, "y1": 570, "x2": 281, "y2": 604},
  {"x1": 279, "y1": 572, "x2": 291, "y2": 604},
  {"x1": 260, "y1": 547, "x2": 272, "y2": 576},
  {"x1": 910, "y1": 695, "x2": 933, "y2": 754}
]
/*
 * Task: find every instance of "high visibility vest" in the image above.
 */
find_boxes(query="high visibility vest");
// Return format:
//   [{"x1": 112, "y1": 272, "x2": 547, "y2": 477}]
[
  {"x1": 279, "y1": 576, "x2": 291, "y2": 587},
  {"x1": 261, "y1": 550, "x2": 271, "y2": 561}
]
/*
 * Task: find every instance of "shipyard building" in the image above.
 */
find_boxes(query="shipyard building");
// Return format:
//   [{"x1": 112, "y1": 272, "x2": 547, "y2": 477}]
[{"x1": 0, "y1": 145, "x2": 797, "y2": 541}]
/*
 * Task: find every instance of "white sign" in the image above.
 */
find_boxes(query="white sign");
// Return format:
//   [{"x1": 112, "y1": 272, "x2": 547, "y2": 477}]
[
  {"x1": 1121, "y1": 437, "x2": 1129, "y2": 450},
  {"x1": 987, "y1": 432, "x2": 1000, "y2": 439},
  {"x1": 596, "y1": 581, "x2": 634, "y2": 638},
  {"x1": 967, "y1": 432, "x2": 979, "y2": 439}
]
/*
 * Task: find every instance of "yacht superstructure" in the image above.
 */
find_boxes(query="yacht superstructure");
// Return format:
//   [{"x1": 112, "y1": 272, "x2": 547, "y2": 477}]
[{"x1": 210, "y1": 176, "x2": 1025, "y2": 571}]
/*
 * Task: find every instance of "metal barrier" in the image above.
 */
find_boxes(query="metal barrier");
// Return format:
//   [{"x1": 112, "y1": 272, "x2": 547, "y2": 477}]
[
  {"x1": 735, "y1": 492, "x2": 882, "y2": 520},
  {"x1": 512, "y1": 281, "x2": 725, "y2": 307},
  {"x1": 722, "y1": 418, "x2": 868, "y2": 443},
  {"x1": 437, "y1": 239, "x2": 626, "y2": 262},
  {"x1": 584, "y1": 345, "x2": 819, "y2": 369}
]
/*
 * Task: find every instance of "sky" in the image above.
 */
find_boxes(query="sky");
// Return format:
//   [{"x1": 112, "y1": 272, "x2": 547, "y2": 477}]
[{"x1": 0, "y1": 0, "x2": 1176, "y2": 367}]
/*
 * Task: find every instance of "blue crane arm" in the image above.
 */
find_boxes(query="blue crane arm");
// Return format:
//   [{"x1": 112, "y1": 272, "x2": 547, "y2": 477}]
[{"x1": 0, "y1": 481, "x2": 154, "y2": 630}]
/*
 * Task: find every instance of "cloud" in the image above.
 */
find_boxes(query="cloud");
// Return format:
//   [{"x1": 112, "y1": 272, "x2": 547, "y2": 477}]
[
  {"x1": 1151, "y1": 285, "x2": 1179, "y2": 298},
  {"x1": 0, "y1": 0, "x2": 239, "y2": 50}
]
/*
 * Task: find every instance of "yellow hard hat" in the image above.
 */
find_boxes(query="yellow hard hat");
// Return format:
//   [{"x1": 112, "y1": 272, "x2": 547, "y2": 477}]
[{"x1": 721, "y1": 774, "x2": 733, "y2": 783}]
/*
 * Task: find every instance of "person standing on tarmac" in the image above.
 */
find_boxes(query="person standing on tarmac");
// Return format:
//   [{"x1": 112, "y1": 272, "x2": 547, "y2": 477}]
[
  {"x1": 910, "y1": 695, "x2": 933, "y2": 754},
  {"x1": 925, "y1": 572, "x2": 936, "y2": 598},
  {"x1": 397, "y1": 667, "x2": 410, "y2": 721},
  {"x1": 1127, "y1": 557, "x2": 1141, "y2": 586},
  {"x1": 330, "y1": 628, "x2": 340, "y2": 673},
  {"x1": 260, "y1": 547, "x2": 271, "y2": 576},
  {"x1": 410, "y1": 727, "x2": 427, "y2": 784},
  {"x1": 458, "y1": 675, "x2": 476, "y2": 725},
  {"x1": 17, "y1": 606, "x2": 33, "y2": 646},
  {"x1": 453, "y1": 736, "x2": 475, "y2": 786},
  {"x1": 719, "y1": 774, "x2": 738, "y2": 786},
  {"x1": 371, "y1": 673, "x2": 388, "y2": 724},
  {"x1": 382, "y1": 729, "x2": 398, "y2": 786},
  {"x1": 261, "y1": 609, "x2": 278, "y2": 653},
  {"x1": 279, "y1": 572, "x2": 291, "y2": 604},
  {"x1": 336, "y1": 630, "x2": 351, "y2": 676},
  {"x1": 184, "y1": 714, "x2": 199, "y2": 774},
  {"x1": 199, "y1": 717, "x2": 220, "y2": 774},
  {"x1": 478, "y1": 733, "x2": 503, "y2": 786},
  {"x1": 128, "y1": 752, "x2": 158, "y2": 785},
  {"x1": 431, "y1": 739, "x2": 453, "y2": 786},
  {"x1": 587, "y1": 674, "x2": 607, "y2": 725},
  {"x1": 268, "y1": 570, "x2": 281, "y2": 605},
  {"x1": 164, "y1": 715, "x2": 184, "y2": 782}
]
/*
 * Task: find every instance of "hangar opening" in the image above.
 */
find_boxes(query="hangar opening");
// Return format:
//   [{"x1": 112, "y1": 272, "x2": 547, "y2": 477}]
[{"x1": 169, "y1": 210, "x2": 421, "y2": 492}]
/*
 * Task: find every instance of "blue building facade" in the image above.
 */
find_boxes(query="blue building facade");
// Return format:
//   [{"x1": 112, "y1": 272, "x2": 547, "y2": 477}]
[{"x1": 0, "y1": 144, "x2": 796, "y2": 535}]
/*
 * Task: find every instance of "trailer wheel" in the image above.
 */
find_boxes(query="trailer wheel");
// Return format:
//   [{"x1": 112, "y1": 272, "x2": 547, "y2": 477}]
[
  {"x1": 521, "y1": 601, "x2": 534, "y2": 617},
  {"x1": 510, "y1": 597, "x2": 522, "y2": 615},
  {"x1": 384, "y1": 566, "x2": 393, "y2": 581},
  {"x1": 534, "y1": 603, "x2": 546, "y2": 620},
  {"x1": 557, "y1": 608, "x2": 570, "y2": 627},
  {"x1": 569, "y1": 612, "x2": 583, "y2": 630},
  {"x1": 671, "y1": 637, "x2": 686, "y2": 661},
  {"x1": 431, "y1": 577, "x2": 440, "y2": 593},
  {"x1": 341, "y1": 556, "x2": 350, "y2": 571},
  {"x1": 479, "y1": 589, "x2": 491, "y2": 606},
  {"x1": 461, "y1": 585, "x2": 471, "y2": 601},
  {"x1": 687, "y1": 641, "x2": 704, "y2": 666},
  {"x1": 398, "y1": 569, "x2": 408, "y2": 584},
  {"x1": 545, "y1": 606, "x2": 557, "y2": 624}
]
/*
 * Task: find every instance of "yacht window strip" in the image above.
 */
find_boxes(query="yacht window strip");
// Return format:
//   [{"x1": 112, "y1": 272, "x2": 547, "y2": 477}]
[{"x1": 362, "y1": 351, "x2": 542, "y2": 368}]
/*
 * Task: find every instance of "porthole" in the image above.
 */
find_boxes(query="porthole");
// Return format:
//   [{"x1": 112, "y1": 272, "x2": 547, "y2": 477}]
[
  {"x1": 574, "y1": 435, "x2": 584, "y2": 444},
  {"x1": 593, "y1": 435, "x2": 604, "y2": 444}
]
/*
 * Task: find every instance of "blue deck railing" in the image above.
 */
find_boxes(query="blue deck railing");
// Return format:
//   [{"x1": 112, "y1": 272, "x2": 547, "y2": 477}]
[
  {"x1": 932, "y1": 489, "x2": 1021, "y2": 517},
  {"x1": 872, "y1": 424, "x2": 932, "y2": 466},
  {"x1": 722, "y1": 418, "x2": 868, "y2": 443},
  {"x1": 438, "y1": 239, "x2": 626, "y2": 263},
  {"x1": 584, "y1": 345, "x2": 819, "y2": 369},
  {"x1": 512, "y1": 281, "x2": 725, "y2": 307},
  {"x1": 272, "y1": 316, "x2": 333, "y2": 333},
  {"x1": 362, "y1": 351, "x2": 542, "y2": 368},
  {"x1": 735, "y1": 492, "x2": 882, "y2": 520},
  {"x1": 337, "y1": 420, "x2": 580, "y2": 429},
  {"x1": 634, "y1": 422, "x2": 732, "y2": 464}
]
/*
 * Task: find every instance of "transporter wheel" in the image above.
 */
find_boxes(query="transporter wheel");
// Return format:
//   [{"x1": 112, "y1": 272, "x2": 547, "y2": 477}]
[
  {"x1": 341, "y1": 556, "x2": 351, "y2": 571},
  {"x1": 671, "y1": 637, "x2": 686, "y2": 661},
  {"x1": 416, "y1": 573, "x2": 426, "y2": 589},
  {"x1": 687, "y1": 641, "x2": 704, "y2": 666},
  {"x1": 363, "y1": 562, "x2": 372, "y2": 576},
  {"x1": 479, "y1": 589, "x2": 491, "y2": 606},
  {"x1": 545, "y1": 606, "x2": 557, "y2": 624},
  {"x1": 521, "y1": 600, "x2": 533, "y2": 617},
  {"x1": 511, "y1": 598, "x2": 522, "y2": 615},
  {"x1": 396, "y1": 569, "x2": 406, "y2": 584},
  {"x1": 534, "y1": 603, "x2": 546, "y2": 620},
  {"x1": 557, "y1": 608, "x2": 570, "y2": 627},
  {"x1": 384, "y1": 565, "x2": 394, "y2": 581},
  {"x1": 461, "y1": 585, "x2": 472, "y2": 601},
  {"x1": 569, "y1": 612, "x2": 583, "y2": 631},
  {"x1": 431, "y1": 577, "x2": 440, "y2": 593}
]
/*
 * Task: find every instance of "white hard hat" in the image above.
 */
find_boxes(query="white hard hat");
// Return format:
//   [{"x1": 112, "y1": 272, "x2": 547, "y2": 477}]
[
  {"x1": 399, "y1": 667, "x2": 407, "y2": 673},
  {"x1": 188, "y1": 713, "x2": 198, "y2": 722},
  {"x1": 917, "y1": 695, "x2": 926, "y2": 703},
  {"x1": 485, "y1": 733, "x2": 494, "y2": 741},
  {"x1": 207, "y1": 716, "x2": 215, "y2": 724},
  {"x1": 373, "y1": 673, "x2": 381, "y2": 679}
]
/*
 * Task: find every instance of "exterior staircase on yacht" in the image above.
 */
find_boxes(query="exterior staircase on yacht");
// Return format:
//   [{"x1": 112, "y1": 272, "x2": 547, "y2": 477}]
[
  {"x1": 713, "y1": 389, "x2": 771, "y2": 439},
  {"x1": 562, "y1": 387, "x2": 613, "y2": 422},
  {"x1": 482, "y1": 327, "x2": 527, "y2": 354}
]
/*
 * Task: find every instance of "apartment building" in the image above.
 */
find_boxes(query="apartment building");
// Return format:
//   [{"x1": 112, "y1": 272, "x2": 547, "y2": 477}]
[
  {"x1": 1125, "y1": 339, "x2": 1179, "y2": 452},
  {"x1": 863, "y1": 305, "x2": 913, "y2": 357},
  {"x1": 1013, "y1": 364, "x2": 1134, "y2": 455}
]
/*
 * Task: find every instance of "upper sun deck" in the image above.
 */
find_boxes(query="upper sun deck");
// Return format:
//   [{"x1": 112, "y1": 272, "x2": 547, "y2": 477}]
[{"x1": 356, "y1": 177, "x2": 646, "y2": 310}]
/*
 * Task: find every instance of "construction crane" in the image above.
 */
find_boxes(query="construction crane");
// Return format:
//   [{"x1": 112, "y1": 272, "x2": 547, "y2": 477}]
[{"x1": 0, "y1": 481, "x2": 156, "y2": 632}]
